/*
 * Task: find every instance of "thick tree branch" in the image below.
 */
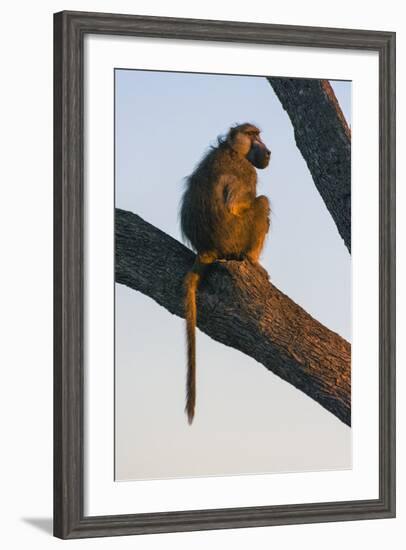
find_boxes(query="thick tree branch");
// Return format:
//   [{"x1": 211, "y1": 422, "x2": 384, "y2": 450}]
[
  {"x1": 267, "y1": 78, "x2": 351, "y2": 252},
  {"x1": 116, "y1": 208, "x2": 351, "y2": 426}
]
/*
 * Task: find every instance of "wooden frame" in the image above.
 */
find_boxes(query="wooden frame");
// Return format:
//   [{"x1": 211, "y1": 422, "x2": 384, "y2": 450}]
[{"x1": 54, "y1": 10, "x2": 396, "y2": 539}]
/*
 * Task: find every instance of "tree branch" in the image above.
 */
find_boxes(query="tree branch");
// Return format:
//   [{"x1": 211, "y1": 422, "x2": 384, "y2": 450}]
[
  {"x1": 116, "y1": 208, "x2": 351, "y2": 426},
  {"x1": 267, "y1": 78, "x2": 351, "y2": 252}
]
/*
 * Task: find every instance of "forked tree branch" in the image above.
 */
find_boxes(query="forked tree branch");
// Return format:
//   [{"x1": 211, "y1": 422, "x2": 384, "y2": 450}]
[
  {"x1": 116, "y1": 208, "x2": 351, "y2": 426},
  {"x1": 267, "y1": 78, "x2": 351, "y2": 252}
]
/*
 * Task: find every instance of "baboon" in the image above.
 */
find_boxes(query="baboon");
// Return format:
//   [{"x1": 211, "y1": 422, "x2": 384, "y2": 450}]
[{"x1": 180, "y1": 123, "x2": 271, "y2": 424}]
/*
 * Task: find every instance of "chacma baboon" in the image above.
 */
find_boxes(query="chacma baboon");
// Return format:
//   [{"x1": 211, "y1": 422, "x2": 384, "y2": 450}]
[{"x1": 180, "y1": 123, "x2": 271, "y2": 424}]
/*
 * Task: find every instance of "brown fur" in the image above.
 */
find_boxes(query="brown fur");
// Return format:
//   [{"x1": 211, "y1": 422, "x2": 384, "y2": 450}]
[{"x1": 180, "y1": 123, "x2": 271, "y2": 423}]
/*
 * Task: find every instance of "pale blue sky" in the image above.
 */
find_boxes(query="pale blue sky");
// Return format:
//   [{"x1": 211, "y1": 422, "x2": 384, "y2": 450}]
[{"x1": 115, "y1": 70, "x2": 351, "y2": 481}]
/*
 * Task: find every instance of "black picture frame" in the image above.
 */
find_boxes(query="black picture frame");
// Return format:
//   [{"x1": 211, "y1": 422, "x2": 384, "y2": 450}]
[{"x1": 54, "y1": 10, "x2": 396, "y2": 539}]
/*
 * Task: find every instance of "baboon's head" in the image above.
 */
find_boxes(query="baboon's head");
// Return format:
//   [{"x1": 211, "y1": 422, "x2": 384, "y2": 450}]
[{"x1": 227, "y1": 123, "x2": 271, "y2": 169}]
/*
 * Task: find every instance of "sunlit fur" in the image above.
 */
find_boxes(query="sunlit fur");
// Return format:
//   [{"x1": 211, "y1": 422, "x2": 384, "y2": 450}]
[{"x1": 180, "y1": 123, "x2": 271, "y2": 424}]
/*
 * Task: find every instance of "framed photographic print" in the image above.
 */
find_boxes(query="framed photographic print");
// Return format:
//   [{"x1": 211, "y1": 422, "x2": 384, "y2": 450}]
[{"x1": 54, "y1": 10, "x2": 396, "y2": 539}]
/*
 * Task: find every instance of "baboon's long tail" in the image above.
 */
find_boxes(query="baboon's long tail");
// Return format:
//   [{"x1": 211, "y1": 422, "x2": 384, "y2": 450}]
[{"x1": 184, "y1": 270, "x2": 201, "y2": 424}]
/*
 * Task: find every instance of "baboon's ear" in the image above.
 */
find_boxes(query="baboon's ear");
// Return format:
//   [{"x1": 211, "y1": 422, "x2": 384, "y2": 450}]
[{"x1": 227, "y1": 128, "x2": 251, "y2": 156}]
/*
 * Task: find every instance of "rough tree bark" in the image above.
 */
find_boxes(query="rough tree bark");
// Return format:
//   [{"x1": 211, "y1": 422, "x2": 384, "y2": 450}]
[
  {"x1": 267, "y1": 78, "x2": 351, "y2": 252},
  {"x1": 116, "y1": 208, "x2": 351, "y2": 426}
]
